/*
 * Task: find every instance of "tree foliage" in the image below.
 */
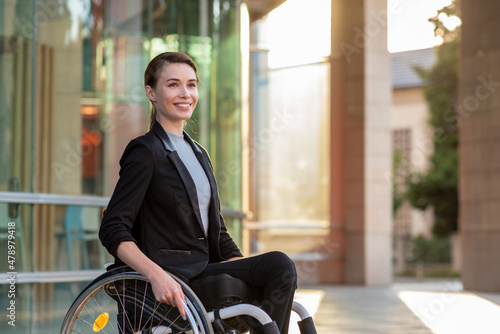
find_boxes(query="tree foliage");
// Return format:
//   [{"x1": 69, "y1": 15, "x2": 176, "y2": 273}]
[
  {"x1": 405, "y1": 3, "x2": 459, "y2": 238},
  {"x1": 392, "y1": 148, "x2": 405, "y2": 217}
]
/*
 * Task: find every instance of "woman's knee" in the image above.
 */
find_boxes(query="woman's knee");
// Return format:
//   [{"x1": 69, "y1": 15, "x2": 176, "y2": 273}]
[{"x1": 265, "y1": 251, "x2": 297, "y2": 284}]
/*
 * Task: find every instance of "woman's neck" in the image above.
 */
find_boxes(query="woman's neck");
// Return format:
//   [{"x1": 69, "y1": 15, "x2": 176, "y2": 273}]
[{"x1": 157, "y1": 118, "x2": 183, "y2": 135}]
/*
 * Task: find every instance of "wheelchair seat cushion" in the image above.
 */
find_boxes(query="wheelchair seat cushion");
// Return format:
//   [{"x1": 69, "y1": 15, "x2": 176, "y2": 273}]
[{"x1": 190, "y1": 274, "x2": 250, "y2": 310}]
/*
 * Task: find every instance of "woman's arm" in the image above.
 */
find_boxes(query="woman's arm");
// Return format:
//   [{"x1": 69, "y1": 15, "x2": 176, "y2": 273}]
[
  {"x1": 116, "y1": 241, "x2": 187, "y2": 319},
  {"x1": 218, "y1": 213, "x2": 244, "y2": 260},
  {"x1": 102, "y1": 138, "x2": 187, "y2": 317},
  {"x1": 99, "y1": 139, "x2": 154, "y2": 258}
]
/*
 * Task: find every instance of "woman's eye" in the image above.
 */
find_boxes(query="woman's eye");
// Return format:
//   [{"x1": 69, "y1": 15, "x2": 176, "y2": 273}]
[{"x1": 168, "y1": 83, "x2": 177, "y2": 87}]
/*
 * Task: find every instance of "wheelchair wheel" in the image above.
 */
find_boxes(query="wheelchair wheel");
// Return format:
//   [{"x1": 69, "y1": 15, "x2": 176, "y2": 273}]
[{"x1": 61, "y1": 270, "x2": 212, "y2": 334}]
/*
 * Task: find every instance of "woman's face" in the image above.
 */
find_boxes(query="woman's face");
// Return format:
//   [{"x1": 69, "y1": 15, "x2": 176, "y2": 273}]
[{"x1": 146, "y1": 62, "x2": 199, "y2": 128}]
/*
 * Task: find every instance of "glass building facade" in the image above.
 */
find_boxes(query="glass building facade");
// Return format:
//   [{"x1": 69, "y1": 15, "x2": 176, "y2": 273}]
[
  {"x1": 248, "y1": 0, "x2": 331, "y2": 257},
  {"x1": 0, "y1": 0, "x2": 244, "y2": 331}
]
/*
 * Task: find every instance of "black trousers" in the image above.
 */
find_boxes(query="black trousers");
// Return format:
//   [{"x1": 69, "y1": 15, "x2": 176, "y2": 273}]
[{"x1": 194, "y1": 251, "x2": 298, "y2": 334}]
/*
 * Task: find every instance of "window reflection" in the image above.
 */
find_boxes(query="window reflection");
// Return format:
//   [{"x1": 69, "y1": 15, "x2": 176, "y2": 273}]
[
  {"x1": 1, "y1": 0, "x2": 244, "y2": 245},
  {"x1": 0, "y1": 0, "x2": 243, "y2": 330},
  {"x1": 0, "y1": 281, "x2": 91, "y2": 331},
  {"x1": 253, "y1": 63, "x2": 331, "y2": 255},
  {"x1": 54, "y1": 204, "x2": 108, "y2": 271},
  {"x1": 81, "y1": 107, "x2": 103, "y2": 195}
]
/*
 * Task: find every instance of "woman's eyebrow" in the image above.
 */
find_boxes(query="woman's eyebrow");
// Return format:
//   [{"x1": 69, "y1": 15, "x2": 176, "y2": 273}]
[{"x1": 165, "y1": 78, "x2": 198, "y2": 82}]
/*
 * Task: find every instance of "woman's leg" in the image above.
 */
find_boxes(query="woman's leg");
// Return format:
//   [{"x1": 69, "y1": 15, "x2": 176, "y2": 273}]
[{"x1": 195, "y1": 251, "x2": 297, "y2": 333}]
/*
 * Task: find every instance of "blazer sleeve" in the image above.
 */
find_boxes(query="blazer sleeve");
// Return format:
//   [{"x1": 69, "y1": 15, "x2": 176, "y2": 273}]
[
  {"x1": 218, "y1": 211, "x2": 244, "y2": 259},
  {"x1": 99, "y1": 138, "x2": 154, "y2": 258},
  {"x1": 199, "y1": 146, "x2": 243, "y2": 260}
]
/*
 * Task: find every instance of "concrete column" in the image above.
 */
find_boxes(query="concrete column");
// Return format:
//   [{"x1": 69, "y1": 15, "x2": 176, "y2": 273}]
[
  {"x1": 459, "y1": 0, "x2": 500, "y2": 292},
  {"x1": 331, "y1": 0, "x2": 392, "y2": 285}
]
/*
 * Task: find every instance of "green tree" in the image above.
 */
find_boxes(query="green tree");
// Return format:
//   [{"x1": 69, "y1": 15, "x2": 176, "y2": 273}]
[
  {"x1": 392, "y1": 148, "x2": 405, "y2": 217},
  {"x1": 406, "y1": 2, "x2": 459, "y2": 237}
]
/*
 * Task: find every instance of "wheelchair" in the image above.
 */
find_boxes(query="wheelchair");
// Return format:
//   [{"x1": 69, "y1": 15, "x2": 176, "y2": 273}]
[{"x1": 60, "y1": 265, "x2": 317, "y2": 334}]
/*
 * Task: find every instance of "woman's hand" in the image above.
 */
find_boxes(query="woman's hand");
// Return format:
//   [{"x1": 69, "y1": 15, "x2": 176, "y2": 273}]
[
  {"x1": 116, "y1": 241, "x2": 187, "y2": 319},
  {"x1": 148, "y1": 270, "x2": 187, "y2": 319}
]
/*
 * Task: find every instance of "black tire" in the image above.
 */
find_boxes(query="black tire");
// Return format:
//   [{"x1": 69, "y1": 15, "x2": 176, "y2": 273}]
[{"x1": 60, "y1": 270, "x2": 212, "y2": 334}]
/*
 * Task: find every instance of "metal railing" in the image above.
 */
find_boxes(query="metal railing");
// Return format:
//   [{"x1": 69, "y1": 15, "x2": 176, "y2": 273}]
[
  {"x1": 0, "y1": 191, "x2": 246, "y2": 284},
  {"x1": 0, "y1": 191, "x2": 246, "y2": 217}
]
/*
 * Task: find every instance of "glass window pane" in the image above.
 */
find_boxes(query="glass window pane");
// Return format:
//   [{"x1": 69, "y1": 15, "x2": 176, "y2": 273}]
[
  {"x1": 0, "y1": 0, "x2": 35, "y2": 194},
  {"x1": 0, "y1": 281, "x2": 91, "y2": 332},
  {"x1": 249, "y1": 0, "x2": 331, "y2": 256},
  {"x1": 211, "y1": 0, "x2": 242, "y2": 211},
  {"x1": 254, "y1": 62, "x2": 331, "y2": 254},
  {"x1": 260, "y1": 63, "x2": 330, "y2": 222},
  {"x1": 0, "y1": 0, "x2": 244, "y2": 260},
  {"x1": 1, "y1": 1, "x2": 245, "y2": 332}
]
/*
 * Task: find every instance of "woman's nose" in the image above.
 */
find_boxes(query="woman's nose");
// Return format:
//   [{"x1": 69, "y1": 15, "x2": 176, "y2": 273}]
[{"x1": 179, "y1": 86, "x2": 190, "y2": 97}]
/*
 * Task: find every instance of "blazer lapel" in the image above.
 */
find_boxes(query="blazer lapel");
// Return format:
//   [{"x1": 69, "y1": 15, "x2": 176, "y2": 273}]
[
  {"x1": 183, "y1": 134, "x2": 219, "y2": 207},
  {"x1": 151, "y1": 122, "x2": 204, "y2": 231}
]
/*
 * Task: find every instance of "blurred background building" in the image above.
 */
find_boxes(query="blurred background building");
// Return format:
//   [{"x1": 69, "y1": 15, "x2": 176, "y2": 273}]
[
  {"x1": 391, "y1": 48, "x2": 435, "y2": 274},
  {"x1": 0, "y1": 0, "x2": 499, "y2": 332}
]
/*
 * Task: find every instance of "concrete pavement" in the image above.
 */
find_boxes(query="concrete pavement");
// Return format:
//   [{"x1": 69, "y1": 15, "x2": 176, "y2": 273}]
[{"x1": 294, "y1": 279, "x2": 500, "y2": 334}]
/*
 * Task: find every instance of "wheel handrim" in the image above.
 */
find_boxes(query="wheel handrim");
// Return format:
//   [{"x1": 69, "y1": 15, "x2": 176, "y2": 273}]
[{"x1": 62, "y1": 272, "x2": 210, "y2": 334}]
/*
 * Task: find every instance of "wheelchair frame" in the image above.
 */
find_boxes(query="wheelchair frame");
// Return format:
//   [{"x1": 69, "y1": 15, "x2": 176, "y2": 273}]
[{"x1": 60, "y1": 266, "x2": 317, "y2": 334}]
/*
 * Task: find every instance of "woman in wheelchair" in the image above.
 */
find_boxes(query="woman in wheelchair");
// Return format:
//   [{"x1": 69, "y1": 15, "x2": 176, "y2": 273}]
[{"x1": 93, "y1": 52, "x2": 302, "y2": 334}]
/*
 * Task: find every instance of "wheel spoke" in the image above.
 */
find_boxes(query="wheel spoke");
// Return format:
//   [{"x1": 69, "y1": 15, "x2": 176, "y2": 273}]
[
  {"x1": 111, "y1": 279, "x2": 134, "y2": 332},
  {"x1": 102, "y1": 288, "x2": 119, "y2": 332},
  {"x1": 61, "y1": 271, "x2": 210, "y2": 334},
  {"x1": 137, "y1": 280, "x2": 147, "y2": 330},
  {"x1": 91, "y1": 294, "x2": 116, "y2": 332},
  {"x1": 147, "y1": 301, "x2": 180, "y2": 332}
]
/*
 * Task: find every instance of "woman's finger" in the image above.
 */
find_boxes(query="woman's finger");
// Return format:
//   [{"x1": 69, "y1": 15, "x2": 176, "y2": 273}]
[{"x1": 176, "y1": 295, "x2": 187, "y2": 319}]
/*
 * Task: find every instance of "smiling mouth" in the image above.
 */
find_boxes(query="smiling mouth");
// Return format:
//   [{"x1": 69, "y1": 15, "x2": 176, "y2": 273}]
[{"x1": 176, "y1": 103, "x2": 191, "y2": 108}]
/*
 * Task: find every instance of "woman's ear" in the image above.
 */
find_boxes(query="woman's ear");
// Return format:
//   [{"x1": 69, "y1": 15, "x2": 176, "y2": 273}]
[{"x1": 145, "y1": 85, "x2": 156, "y2": 102}]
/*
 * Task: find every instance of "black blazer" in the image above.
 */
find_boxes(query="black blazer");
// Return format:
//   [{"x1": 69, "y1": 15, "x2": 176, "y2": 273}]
[{"x1": 99, "y1": 121, "x2": 242, "y2": 280}]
